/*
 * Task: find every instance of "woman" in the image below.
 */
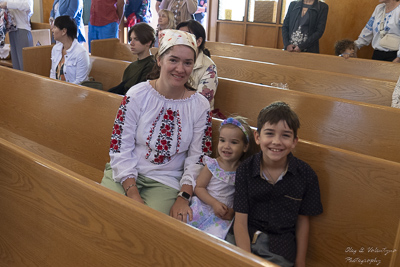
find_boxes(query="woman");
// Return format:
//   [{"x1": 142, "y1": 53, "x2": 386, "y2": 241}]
[
  {"x1": 0, "y1": 0, "x2": 33, "y2": 70},
  {"x1": 49, "y1": 0, "x2": 86, "y2": 43},
  {"x1": 50, "y1": 15, "x2": 90, "y2": 84},
  {"x1": 355, "y1": 0, "x2": 400, "y2": 62},
  {"x1": 158, "y1": 0, "x2": 197, "y2": 25},
  {"x1": 154, "y1": 9, "x2": 175, "y2": 47},
  {"x1": 177, "y1": 20, "x2": 218, "y2": 110},
  {"x1": 101, "y1": 29, "x2": 212, "y2": 222},
  {"x1": 109, "y1": 22, "x2": 155, "y2": 95},
  {"x1": 282, "y1": 0, "x2": 329, "y2": 53}
]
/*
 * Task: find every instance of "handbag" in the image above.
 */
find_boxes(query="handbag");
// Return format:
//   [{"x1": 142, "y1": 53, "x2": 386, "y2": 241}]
[
  {"x1": 378, "y1": 6, "x2": 400, "y2": 50},
  {"x1": 80, "y1": 77, "x2": 103, "y2": 90}
]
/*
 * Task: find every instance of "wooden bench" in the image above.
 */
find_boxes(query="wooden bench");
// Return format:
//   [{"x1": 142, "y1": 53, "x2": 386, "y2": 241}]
[
  {"x1": 212, "y1": 56, "x2": 395, "y2": 107},
  {"x1": 22, "y1": 45, "x2": 130, "y2": 90},
  {"x1": 89, "y1": 38, "x2": 396, "y2": 107},
  {"x1": 21, "y1": 49, "x2": 400, "y2": 162},
  {"x1": 1, "y1": 68, "x2": 400, "y2": 266},
  {"x1": 0, "y1": 138, "x2": 272, "y2": 267},
  {"x1": 206, "y1": 41, "x2": 400, "y2": 82},
  {"x1": 215, "y1": 78, "x2": 400, "y2": 163}
]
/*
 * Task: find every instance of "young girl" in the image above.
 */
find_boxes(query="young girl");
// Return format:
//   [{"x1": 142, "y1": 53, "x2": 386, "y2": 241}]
[
  {"x1": 154, "y1": 9, "x2": 175, "y2": 47},
  {"x1": 188, "y1": 117, "x2": 256, "y2": 239}
]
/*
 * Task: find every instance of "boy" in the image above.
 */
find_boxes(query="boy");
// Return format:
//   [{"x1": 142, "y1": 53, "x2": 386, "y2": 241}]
[
  {"x1": 233, "y1": 102, "x2": 323, "y2": 267},
  {"x1": 335, "y1": 39, "x2": 356, "y2": 59}
]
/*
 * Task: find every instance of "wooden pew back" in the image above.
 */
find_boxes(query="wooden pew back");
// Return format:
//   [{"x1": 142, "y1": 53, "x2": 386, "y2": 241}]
[
  {"x1": 212, "y1": 56, "x2": 395, "y2": 106},
  {"x1": 215, "y1": 78, "x2": 400, "y2": 163},
  {"x1": 211, "y1": 119, "x2": 400, "y2": 267},
  {"x1": 0, "y1": 66, "x2": 122, "y2": 182},
  {"x1": 0, "y1": 138, "x2": 272, "y2": 267},
  {"x1": 206, "y1": 41, "x2": 400, "y2": 82}
]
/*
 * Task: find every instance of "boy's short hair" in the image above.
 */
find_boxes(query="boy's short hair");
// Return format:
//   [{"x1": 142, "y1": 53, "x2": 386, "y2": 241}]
[
  {"x1": 334, "y1": 39, "x2": 355, "y2": 56},
  {"x1": 257, "y1": 101, "x2": 300, "y2": 138},
  {"x1": 128, "y1": 22, "x2": 155, "y2": 47}
]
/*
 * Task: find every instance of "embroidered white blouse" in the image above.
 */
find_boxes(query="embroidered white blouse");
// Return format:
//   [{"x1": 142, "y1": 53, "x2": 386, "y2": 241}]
[
  {"x1": 355, "y1": 3, "x2": 400, "y2": 57},
  {"x1": 109, "y1": 81, "x2": 212, "y2": 191}
]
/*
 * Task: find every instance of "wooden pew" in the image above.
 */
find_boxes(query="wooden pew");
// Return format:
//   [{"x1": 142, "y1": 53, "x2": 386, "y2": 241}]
[
  {"x1": 1, "y1": 68, "x2": 400, "y2": 266},
  {"x1": 0, "y1": 66, "x2": 122, "y2": 183},
  {"x1": 212, "y1": 56, "x2": 395, "y2": 107},
  {"x1": 89, "y1": 38, "x2": 396, "y2": 107},
  {"x1": 22, "y1": 45, "x2": 130, "y2": 90},
  {"x1": 215, "y1": 78, "x2": 400, "y2": 163},
  {"x1": 206, "y1": 41, "x2": 400, "y2": 82},
  {"x1": 0, "y1": 138, "x2": 272, "y2": 267},
  {"x1": 21, "y1": 49, "x2": 400, "y2": 162}
]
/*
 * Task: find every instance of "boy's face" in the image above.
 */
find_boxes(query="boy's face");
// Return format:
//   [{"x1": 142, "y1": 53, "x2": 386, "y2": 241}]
[
  {"x1": 343, "y1": 48, "x2": 356, "y2": 58},
  {"x1": 254, "y1": 120, "x2": 298, "y2": 167}
]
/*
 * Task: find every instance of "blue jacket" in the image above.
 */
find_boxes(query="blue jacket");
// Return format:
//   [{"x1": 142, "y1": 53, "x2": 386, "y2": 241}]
[
  {"x1": 50, "y1": 0, "x2": 86, "y2": 42},
  {"x1": 282, "y1": 0, "x2": 328, "y2": 53}
]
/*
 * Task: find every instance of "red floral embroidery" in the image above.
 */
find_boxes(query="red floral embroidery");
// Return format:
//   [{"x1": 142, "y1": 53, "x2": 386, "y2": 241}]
[
  {"x1": 110, "y1": 96, "x2": 130, "y2": 153},
  {"x1": 146, "y1": 108, "x2": 182, "y2": 164},
  {"x1": 198, "y1": 111, "x2": 212, "y2": 165}
]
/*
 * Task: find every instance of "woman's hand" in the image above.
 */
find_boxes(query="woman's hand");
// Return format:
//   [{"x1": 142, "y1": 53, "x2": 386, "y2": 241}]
[
  {"x1": 286, "y1": 44, "x2": 296, "y2": 52},
  {"x1": 170, "y1": 197, "x2": 193, "y2": 223},
  {"x1": 212, "y1": 201, "x2": 228, "y2": 219},
  {"x1": 393, "y1": 57, "x2": 400, "y2": 63},
  {"x1": 294, "y1": 46, "x2": 301, "y2": 52},
  {"x1": 220, "y1": 207, "x2": 235, "y2": 221},
  {"x1": 126, "y1": 186, "x2": 145, "y2": 204}
]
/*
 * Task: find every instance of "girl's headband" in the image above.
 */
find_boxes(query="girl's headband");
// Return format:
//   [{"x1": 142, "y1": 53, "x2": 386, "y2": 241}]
[
  {"x1": 158, "y1": 29, "x2": 197, "y2": 57},
  {"x1": 220, "y1": 117, "x2": 249, "y2": 142}
]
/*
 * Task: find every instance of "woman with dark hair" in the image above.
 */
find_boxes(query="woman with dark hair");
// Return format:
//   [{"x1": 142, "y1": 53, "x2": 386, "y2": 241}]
[
  {"x1": 109, "y1": 22, "x2": 156, "y2": 95},
  {"x1": 177, "y1": 20, "x2": 218, "y2": 110},
  {"x1": 50, "y1": 15, "x2": 90, "y2": 84},
  {"x1": 282, "y1": 0, "x2": 329, "y2": 53},
  {"x1": 355, "y1": 0, "x2": 400, "y2": 62},
  {"x1": 101, "y1": 29, "x2": 212, "y2": 221}
]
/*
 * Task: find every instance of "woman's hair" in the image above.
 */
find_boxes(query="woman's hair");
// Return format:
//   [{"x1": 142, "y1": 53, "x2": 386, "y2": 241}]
[
  {"x1": 334, "y1": 39, "x2": 355, "y2": 56},
  {"x1": 54, "y1": 15, "x2": 77, "y2": 40},
  {"x1": 128, "y1": 22, "x2": 156, "y2": 47},
  {"x1": 147, "y1": 47, "x2": 196, "y2": 90},
  {"x1": 176, "y1": 20, "x2": 211, "y2": 57},
  {"x1": 219, "y1": 116, "x2": 257, "y2": 162},
  {"x1": 158, "y1": 9, "x2": 176, "y2": 30}
]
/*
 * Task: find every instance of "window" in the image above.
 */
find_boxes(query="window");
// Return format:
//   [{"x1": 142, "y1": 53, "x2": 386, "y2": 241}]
[
  {"x1": 218, "y1": 0, "x2": 247, "y2": 21},
  {"x1": 248, "y1": 0, "x2": 278, "y2": 24}
]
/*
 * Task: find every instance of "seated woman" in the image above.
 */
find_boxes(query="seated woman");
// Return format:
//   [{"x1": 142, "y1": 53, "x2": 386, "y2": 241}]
[
  {"x1": 154, "y1": 9, "x2": 176, "y2": 47},
  {"x1": 50, "y1": 15, "x2": 90, "y2": 84},
  {"x1": 109, "y1": 22, "x2": 156, "y2": 95},
  {"x1": 177, "y1": 20, "x2": 218, "y2": 110},
  {"x1": 101, "y1": 29, "x2": 212, "y2": 221}
]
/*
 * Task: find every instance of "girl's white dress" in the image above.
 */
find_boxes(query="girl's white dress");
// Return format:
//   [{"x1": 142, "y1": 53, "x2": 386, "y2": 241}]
[{"x1": 188, "y1": 156, "x2": 235, "y2": 239}]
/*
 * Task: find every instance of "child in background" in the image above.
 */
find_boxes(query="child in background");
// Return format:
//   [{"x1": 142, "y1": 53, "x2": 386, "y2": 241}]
[
  {"x1": 188, "y1": 117, "x2": 256, "y2": 239},
  {"x1": 234, "y1": 102, "x2": 323, "y2": 267},
  {"x1": 154, "y1": 9, "x2": 175, "y2": 47},
  {"x1": 335, "y1": 39, "x2": 356, "y2": 59}
]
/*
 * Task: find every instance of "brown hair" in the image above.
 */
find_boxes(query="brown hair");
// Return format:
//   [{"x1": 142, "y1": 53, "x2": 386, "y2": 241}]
[
  {"x1": 334, "y1": 39, "x2": 355, "y2": 56},
  {"x1": 128, "y1": 22, "x2": 155, "y2": 47},
  {"x1": 257, "y1": 102, "x2": 300, "y2": 138}
]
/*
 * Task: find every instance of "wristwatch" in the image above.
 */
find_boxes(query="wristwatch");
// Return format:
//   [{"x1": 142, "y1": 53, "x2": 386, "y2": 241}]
[{"x1": 177, "y1": 191, "x2": 191, "y2": 202}]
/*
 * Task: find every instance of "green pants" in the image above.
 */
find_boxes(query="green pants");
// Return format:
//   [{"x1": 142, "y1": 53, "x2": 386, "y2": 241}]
[{"x1": 101, "y1": 163, "x2": 179, "y2": 215}]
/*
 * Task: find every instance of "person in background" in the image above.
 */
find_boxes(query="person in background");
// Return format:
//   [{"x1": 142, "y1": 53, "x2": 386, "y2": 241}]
[
  {"x1": 109, "y1": 22, "x2": 155, "y2": 95},
  {"x1": 101, "y1": 29, "x2": 212, "y2": 221},
  {"x1": 50, "y1": 15, "x2": 90, "y2": 84},
  {"x1": 282, "y1": 0, "x2": 329, "y2": 53},
  {"x1": 0, "y1": 0, "x2": 33, "y2": 70},
  {"x1": 154, "y1": 9, "x2": 175, "y2": 47},
  {"x1": 157, "y1": 0, "x2": 197, "y2": 25},
  {"x1": 49, "y1": 0, "x2": 86, "y2": 43},
  {"x1": 88, "y1": 0, "x2": 125, "y2": 51},
  {"x1": 354, "y1": 0, "x2": 400, "y2": 62},
  {"x1": 177, "y1": 19, "x2": 218, "y2": 110},
  {"x1": 334, "y1": 39, "x2": 356, "y2": 59},
  {"x1": 234, "y1": 102, "x2": 323, "y2": 267},
  {"x1": 124, "y1": 0, "x2": 152, "y2": 27},
  {"x1": 194, "y1": 0, "x2": 206, "y2": 26}
]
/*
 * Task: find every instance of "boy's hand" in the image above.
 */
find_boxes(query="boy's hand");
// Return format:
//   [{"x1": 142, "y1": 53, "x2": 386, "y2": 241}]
[{"x1": 212, "y1": 201, "x2": 228, "y2": 218}]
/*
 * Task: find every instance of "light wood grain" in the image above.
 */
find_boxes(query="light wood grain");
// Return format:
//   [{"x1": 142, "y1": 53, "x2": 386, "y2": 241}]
[{"x1": 206, "y1": 41, "x2": 400, "y2": 82}]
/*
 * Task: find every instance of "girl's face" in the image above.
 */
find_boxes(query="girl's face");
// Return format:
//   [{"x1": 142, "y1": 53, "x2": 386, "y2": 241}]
[
  {"x1": 157, "y1": 45, "x2": 195, "y2": 89},
  {"x1": 158, "y1": 12, "x2": 169, "y2": 28},
  {"x1": 218, "y1": 125, "x2": 248, "y2": 164}
]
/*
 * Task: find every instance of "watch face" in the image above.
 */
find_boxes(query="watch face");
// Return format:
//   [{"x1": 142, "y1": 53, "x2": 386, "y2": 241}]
[{"x1": 182, "y1": 192, "x2": 190, "y2": 199}]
